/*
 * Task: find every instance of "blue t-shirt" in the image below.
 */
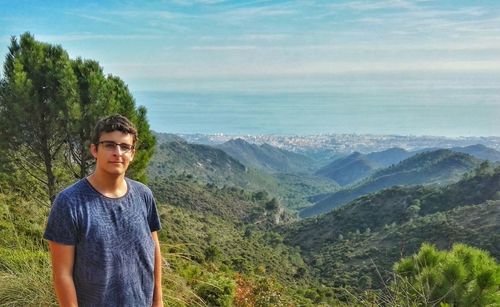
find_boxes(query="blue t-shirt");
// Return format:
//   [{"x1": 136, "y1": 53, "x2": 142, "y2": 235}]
[{"x1": 44, "y1": 178, "x2": 161, "y2": 307}]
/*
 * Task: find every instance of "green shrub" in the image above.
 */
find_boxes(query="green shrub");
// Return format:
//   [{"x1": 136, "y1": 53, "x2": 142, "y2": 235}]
[
  {"x1": 392, "y1": 243, "x2": 500, "y2": 306},
  {"x1": 195, "y1": 273, "x2": 236, "y2": 307}
]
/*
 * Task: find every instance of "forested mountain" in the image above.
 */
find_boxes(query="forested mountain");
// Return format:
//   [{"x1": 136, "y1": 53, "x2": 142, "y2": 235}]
[
  {"x1": 365, "y1": 147, "x2": 414, "y2": 167},
  {"x1": 315, "y1": 152, "x2": 379, "y2": 186},
  {"x1": 154, "y1": 131, "x2": 186, "y2": 144},
  {"x1": 415, "y1": 144, "x2": 500, "y2": 162},
  {"x1": 149, "y1": 139, "x2": 265, "y2": 188},
  {"x1": 217, "y1": 138, "x2": 316, "y2": 174},
  {"x1": 301, "y1": 149, "x2": 481, "y2": 217},
  {"x1": 148, "y1": 140, "x2": 339, "y2": 211},
  {"x1": 315, "y1": 148, "x2": 414, "y2": 186},
  {"x1": 284, "y1": 166, "x2": 500, "y2": 289},
  {"x1": 451, "y1": 144, "x2": 500, "y2": 162},
  {"x1": 149, "y1": 176, "x2": 292, "y2": 227}
]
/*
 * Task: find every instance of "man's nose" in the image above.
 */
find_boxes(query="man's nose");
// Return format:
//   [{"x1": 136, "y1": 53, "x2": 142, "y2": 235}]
[{"x1": 112, "y1": 145, "x2": 125, "y2": 154}]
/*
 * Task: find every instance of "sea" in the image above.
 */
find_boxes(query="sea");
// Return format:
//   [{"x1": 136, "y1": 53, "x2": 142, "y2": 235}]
[{"x1": 133, "y1": 80, "x2": 500, "y2": 137}]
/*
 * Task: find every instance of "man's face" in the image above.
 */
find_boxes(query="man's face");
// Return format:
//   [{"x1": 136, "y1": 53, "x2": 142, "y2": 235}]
[{"x1": 90, "y1": 131, "x2": 135, "y2": 176}]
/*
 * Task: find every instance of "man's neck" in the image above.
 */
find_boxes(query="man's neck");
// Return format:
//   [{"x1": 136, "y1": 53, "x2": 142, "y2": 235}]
[{"x1": 87, "y1": 171, "x2": 128, "y2": 198}]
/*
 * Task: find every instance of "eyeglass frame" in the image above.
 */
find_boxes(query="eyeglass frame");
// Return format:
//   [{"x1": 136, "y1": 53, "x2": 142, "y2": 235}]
[{"x1": 97, "y1": 141, "x2": 135, "y2": 153}]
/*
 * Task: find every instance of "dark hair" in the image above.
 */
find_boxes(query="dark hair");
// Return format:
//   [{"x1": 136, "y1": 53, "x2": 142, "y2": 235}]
[{"x1": 91, "y1": 115, "x2": 138, "y2": 145}]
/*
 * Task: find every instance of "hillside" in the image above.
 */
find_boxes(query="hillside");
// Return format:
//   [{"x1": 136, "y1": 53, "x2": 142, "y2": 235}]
[
  {"x1": 315, "y1": 152, "x2": 379, "y2": 186},
  {"x1": 301, "y1": 149, "x2": 481, "y2": 217},
  {"x1": 315, "y1": 148, "x2": 414, "y2": 186},
  {"x1": 365, "y1": 147, "x2": 414, "y2": 167},
  {"x1": 149, "y1": 176, "x2": 293, "y2": 227},
  {"x1": 148, "y1": 140, "x2": 280, "y2": 191},
  {"x1": 148, "y1": 140, "x2": 339, "y2": 212},
  {"x1": 154, "y1": 131, "x2": 186, "y2": 144},
  {"x1": 302, "y1": 202, "x2": 500, "y2": 290},
  {"x1": 451, "y1": 144, "x2": 500, "y2": 162},
  {"x1": 272, "y1": 173, "x2": 340, "y2": 210},
  {"x1": 283, "y1": 166, "x2": 500, "y2": 288},
  {"x1": 217, "y1": 138, "x2": 317, "y2": 174}
]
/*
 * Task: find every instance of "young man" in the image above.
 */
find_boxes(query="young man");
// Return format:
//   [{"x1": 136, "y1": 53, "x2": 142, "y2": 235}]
[{"x1": 44, "y1": 115, "x2": 163, "y2": 306}]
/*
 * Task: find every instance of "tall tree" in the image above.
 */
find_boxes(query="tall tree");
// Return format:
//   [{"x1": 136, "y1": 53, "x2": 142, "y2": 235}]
[
  {"x1": 0, "y1": 33, "x2": 156, "y2": 199},
  {"x1": 67, "y1": 57, "x2": 111, "y2": 179},
  {"x1": 67, "y1": 60, "x2": 155, "y2": 182},
  {"x1": 0, "y1": 33, "x2": 77, "y2": 202},
  {"x1": 105, "y1": 75, "x2": 156, "y2": 183}
]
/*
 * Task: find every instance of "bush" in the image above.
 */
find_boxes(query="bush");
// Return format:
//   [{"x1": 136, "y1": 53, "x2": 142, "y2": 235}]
[
  {"x1": 392, "y1": 243, "x2": 500, "y2": 306},
  {"x1": 196, "y1": 273, "x2": 236, "y2": 307}
]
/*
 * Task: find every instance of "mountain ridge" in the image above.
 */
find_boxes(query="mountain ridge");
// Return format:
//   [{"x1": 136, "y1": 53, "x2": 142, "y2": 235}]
[{"x1": 301, "y1": 149, "x2": 481, "y2": 217}]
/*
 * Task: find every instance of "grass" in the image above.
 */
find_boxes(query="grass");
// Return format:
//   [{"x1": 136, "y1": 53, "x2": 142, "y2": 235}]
[{"x1": 0, "y1": 249, "x2": 56, "y2": 307}]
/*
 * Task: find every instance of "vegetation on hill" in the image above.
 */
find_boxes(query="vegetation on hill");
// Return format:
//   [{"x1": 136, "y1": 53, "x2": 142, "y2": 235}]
[
  {"x1": 217, "y1": 138, "x2": 317, "y2": 174},
  {"x1": 315, "y1": 152, "x2": 379, "y2": 186},
  {"x1": 283, "y1": 164, "x2": 500, "y2": 293},
  {"x1": 364, "y1": 147, "x2": 414, "y2": 167},
  {"x1": 302, "y1": 149, "x2": 481, "y2": 217},
  {"x1": 451, "y1": 144, "x2": 500, "y2": 162},
  {"x1": 149, "y1": 175, "x2": 293, "y2": 227},
  {"x1": 154, "y1": 131, "x2": 187, "y2": 144},
  {"x1": 148, "y1": 140, "x2": 339, "y2": 212},
  {"x1": 315, "y1": 148, "x2": 413, "y2": 187},
  {"x1": 272, "y1": 173, "x2": 339, "y2": 210}
]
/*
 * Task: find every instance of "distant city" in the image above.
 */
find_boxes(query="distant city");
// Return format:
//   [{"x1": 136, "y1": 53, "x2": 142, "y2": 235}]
[{"x1": 180, "y1": 133, "x2": 500, "y2": 154}]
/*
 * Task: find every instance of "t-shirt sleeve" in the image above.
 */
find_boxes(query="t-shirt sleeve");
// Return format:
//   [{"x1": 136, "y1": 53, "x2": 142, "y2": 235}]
[
  {"x1": 44, "y1": 193, "x2": 78, "y2": 245},
  {"x1": 148, "y1": 194, "x2": 161, "y2": 232}
]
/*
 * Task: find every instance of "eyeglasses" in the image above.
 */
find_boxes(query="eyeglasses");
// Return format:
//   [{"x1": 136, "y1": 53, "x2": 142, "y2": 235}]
[{"x1": 98, "y1": 141, "x2": 135, "y2": 153}]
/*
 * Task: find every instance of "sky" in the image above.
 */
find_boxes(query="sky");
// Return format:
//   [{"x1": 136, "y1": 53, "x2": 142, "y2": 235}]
[{"x1": 1, "y1": 0, "x2": 499, "y2": 136}]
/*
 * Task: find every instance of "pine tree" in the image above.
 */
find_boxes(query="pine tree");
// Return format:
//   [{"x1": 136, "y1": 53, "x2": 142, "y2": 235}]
[
  {"x1": 0, "y1": 33, "x2": 78, "y2": 201},
  {"x1": 393, "y1": 243, "x2": 500, "y2": 306}
]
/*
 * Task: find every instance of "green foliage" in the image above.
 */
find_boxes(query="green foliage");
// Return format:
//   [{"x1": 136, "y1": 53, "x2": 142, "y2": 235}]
[
  {"x1": 0, "y1": 33, "x2": 156, "y2": 202},
  {"x1": 67, "y1": 57, "x2": 109, "y2": 178},
  {"x1": 150, "y1": 176, "x2": 294, "y2": 228},
  {"x1": 66, "y1": 52, "x2": 156, "y2": 183},
  {"x1": 302, "y1": 149, "x2": 481, "y2": 217},
  {"x1": 284, "y1": 167, "x2": 500, "y2": 292},
  {"x1": 273, "y1": 173, "x2": 339, "y2": 210},
  {"x1": 157, "y1": 203, "x2": 307, "y2": 282},
  {"x1": 217, "y1": 138, "x2": 317, "y2": 174},
  {"x1": 0, "y1": 33, "x2": 78, "y2": 201},
  {"x1": 195, "y1": 273, "x2": 236, "y2": 307},
  {"x1": 392, "y1": 243, "x2": 500, "y2": 306},
  {"x1": 149, "y1": 140, "x2": 338, "y2": 212},
  {"x1": 106, "y1": 77, "x2": 156, "y2": 183}
]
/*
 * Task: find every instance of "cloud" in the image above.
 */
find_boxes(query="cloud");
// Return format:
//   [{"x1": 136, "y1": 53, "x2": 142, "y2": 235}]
[
  {"x1": 190, "y1": 45, "x2": 257, "y2": 51},
  {"x1": 105, "y1": 9, "x2": 190, "y2": 20},
  {"x1": 36, "y1": 34, "x2": 165, "y2": 42},
  {"x1": 237, "y1": 34, "x2": 289, "y2": 41},
  {"x1": 329, "y1": 0, "x2": 417, "y2": 11},
  {"x1": 212, "y1": 5, "x2": 297, "y2": 22},
  {"x1": 71, "y1": 13, "x2": 123, "y2": 26},
  {"x1": 104, "y1": 58, "x2": 500, "y2": 81}
]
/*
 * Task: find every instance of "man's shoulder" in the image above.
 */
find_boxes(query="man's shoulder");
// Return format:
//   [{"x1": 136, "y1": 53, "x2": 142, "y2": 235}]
[
  {"x1": 126, "y1": 177, "x2": 153, "y2": 196},
  {"x1": 58, "y1": 178, "x2": 88, "y2": 197}
]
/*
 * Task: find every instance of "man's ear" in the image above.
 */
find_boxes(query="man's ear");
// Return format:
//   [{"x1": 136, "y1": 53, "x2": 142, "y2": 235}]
[{"x1": 90, "y1": 143, "x2": 98, "y2": 159}]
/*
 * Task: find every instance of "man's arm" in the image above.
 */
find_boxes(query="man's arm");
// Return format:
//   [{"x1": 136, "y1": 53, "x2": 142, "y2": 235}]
[
  {"x1": 152, "y1": 231, "x2": 163, "y2": 307},
  {"x1": 48, "y1": 241, "x2": 78, "y2": 307}
]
